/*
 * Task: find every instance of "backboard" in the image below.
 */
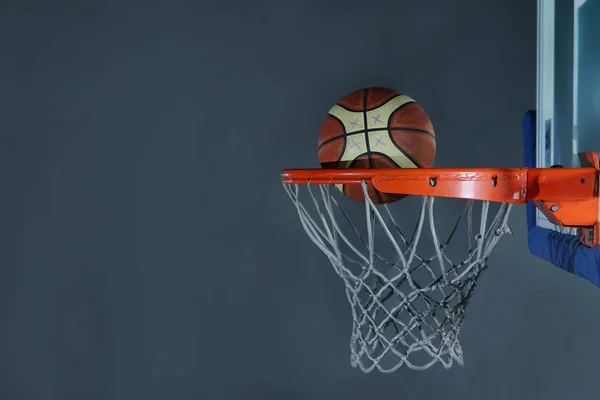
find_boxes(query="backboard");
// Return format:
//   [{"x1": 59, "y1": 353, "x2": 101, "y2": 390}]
[{"x1": 535, "y1": 0, "x2": 600, "y2": 229}]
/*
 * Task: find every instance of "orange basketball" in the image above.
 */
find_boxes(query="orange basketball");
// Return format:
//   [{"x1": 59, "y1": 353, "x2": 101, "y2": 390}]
[{"x1": 318, "y1": 87, "x2": 436, "y2": 204}]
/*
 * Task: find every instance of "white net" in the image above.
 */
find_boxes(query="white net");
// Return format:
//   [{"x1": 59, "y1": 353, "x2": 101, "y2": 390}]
[{"x1": 283, "y1": 181, "x2": 513, "y2": 372}]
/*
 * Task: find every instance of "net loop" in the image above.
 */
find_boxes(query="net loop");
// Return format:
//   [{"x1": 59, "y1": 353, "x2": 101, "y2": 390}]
[{"x1": 283, "y1": 180, "x2": 513, "y2": 372}]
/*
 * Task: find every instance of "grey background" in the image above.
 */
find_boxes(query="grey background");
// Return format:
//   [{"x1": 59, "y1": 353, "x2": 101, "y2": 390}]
[{"x1": 6, "y1": 0, "x2": 600, "y2": 399}]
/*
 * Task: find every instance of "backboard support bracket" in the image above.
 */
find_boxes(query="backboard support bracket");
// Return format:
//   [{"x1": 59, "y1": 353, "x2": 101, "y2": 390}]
[
  {"x1": 531, "y1": 152, "x2": 600, "y2": 247},
  {"x1": 576, "y1": 152, "x2": 600, "y2": 246}
]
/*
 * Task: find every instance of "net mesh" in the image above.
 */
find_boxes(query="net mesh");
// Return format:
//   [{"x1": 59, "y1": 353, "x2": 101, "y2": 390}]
[{"x1": 283, "y1": 180, "x2": 513, "y2": 372}]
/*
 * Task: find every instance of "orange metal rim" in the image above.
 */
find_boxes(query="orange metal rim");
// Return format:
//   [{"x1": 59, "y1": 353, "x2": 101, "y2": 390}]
[
  {"x1": 281, "y1": 168, "x2": 596, "y2": 201},
  {"x1": 282, "y1": 153, "x2": 600, "y2": 245},
  {"x1": 282, "y1": 167, "x2": 599, "y2": 228}
]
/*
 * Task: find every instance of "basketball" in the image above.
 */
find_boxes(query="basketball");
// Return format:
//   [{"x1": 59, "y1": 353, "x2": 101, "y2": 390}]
[{"x1": 318, "y1": 87, "x2": 436, "y2": 204}]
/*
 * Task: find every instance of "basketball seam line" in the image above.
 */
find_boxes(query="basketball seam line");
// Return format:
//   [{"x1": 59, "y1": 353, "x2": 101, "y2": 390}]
[
  {"x1": 336, "y1": 93, "x2": 413, "y2": 113},
  {"x1": 351, "y1": 151, "x2": 403, "y2": 168},
  {"x1": 327, "y1": 113, "x2": 347, "y2": 169},
  {"x1": 363, "y1": 90, "x2": 373, "y2": 169},
  {"x1": 384, "y1": 128, "x2": 423, "y2": 168},
  {"x1": 318, "y1": 127, "x2": 435, "y2": 149},
  {"x1": 363, "y1": 89, "x2": 385, "y2": 203}
]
